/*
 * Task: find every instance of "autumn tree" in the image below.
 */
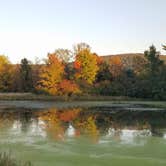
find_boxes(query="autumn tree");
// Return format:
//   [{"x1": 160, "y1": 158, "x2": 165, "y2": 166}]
[
  {"x1": 58, "y1": 79, "x2": 80, "y2": 96},
  {"x1": 73, "y1": 42, "x2": 91, "y2": 55},
  {"x1": 132, "y1": 55, "x2": 147, "y2": 75},
  {"x1": 37, "y1": 53, "x2": 64, "y2": 95},
  {"x1": 0, "y1": 55, "x2": 13, "y2": 92},
  {"x1": 55, "y1": 49, "x2": 73, "y2": 63},
  {"x1": 74, "y1": 43, "x2": 99, "y2": 84},
  {"x1": 109, "y1": 56, "x2": 123, "y2": 78},
  {"x1": 19, "y1": 58, "x2": 33, "y2": 92}
]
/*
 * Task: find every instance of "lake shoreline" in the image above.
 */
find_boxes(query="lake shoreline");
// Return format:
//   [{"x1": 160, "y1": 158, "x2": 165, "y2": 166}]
[
  {"x1": 0, "y1": 93, "x2": 166, "y2": 110},
  {"x1": 0, "y1": 100, "x2": 166, "y2": 111},
  {"x1": 0, "y1": 92, "x2": 136, "y2": 101},
  {"x1": 0, "y1": 92, "x2": 165, "y2": 101}
]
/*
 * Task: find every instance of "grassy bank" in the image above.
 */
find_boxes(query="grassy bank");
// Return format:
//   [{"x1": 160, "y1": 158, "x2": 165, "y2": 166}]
[
  {"x1": 0, "y1": 93, "x2": 140, "y2": 101},
  {"x1": 0, "y1": 93, "x2": 166, "y2": 110}
]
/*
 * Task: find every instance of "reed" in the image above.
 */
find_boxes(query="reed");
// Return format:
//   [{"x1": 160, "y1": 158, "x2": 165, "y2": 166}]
[{"x1": 0, "y1": 152, "x2": 33, "y2": 166}]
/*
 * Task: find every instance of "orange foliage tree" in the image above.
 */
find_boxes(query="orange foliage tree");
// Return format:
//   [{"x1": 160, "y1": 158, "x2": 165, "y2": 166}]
[
  {"x1": 37, "y1": 53, "x2": 64, "y2": 95},
  {"x1": 109, "y1": 56, "x2": 123, "y2": 77},
  {"x1": 58, "y1": 79, "x2": 80, "y2": 96}
]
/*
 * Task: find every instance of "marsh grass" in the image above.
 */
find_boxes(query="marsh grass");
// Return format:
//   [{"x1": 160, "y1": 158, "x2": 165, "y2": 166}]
[{"x1": 0, "y1": 152, "x2": 33, "y2": 166}]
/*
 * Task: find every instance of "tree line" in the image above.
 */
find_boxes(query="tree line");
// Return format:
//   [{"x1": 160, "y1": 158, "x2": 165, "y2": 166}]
[{"x1": 0, "y1": 43, "x2": 166, "y2": 100}]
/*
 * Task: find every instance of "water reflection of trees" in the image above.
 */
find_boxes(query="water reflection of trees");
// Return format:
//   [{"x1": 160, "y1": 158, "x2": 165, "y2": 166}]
[
  {"x1": 36, "y1": 108, "x2": 100, "y2": 142},
  {"x1": 0, "y1": 112, "x2": 15, "y2": 131},
  {"x1": 0, "y1": 110, "x2": 36, "y2": 134},
  {"x1": 107, "y1": 110, "x2": 166, "y2": 137},
  {"x1": 37, "y1": 109, "x2": 80, "y2": 141},
  {"x1": 19, "y1": 110, "x2": 34, "y2": 132},
  {"x1": 0, "y1": 108, "x2": 166, "y2": 141},
  {"x1": 36, "y1": 108, "x2": 166, "y2": 141}
]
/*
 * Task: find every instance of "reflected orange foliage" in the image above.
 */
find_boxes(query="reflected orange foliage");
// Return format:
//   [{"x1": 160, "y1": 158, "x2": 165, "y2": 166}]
[
  {"x1": 37, "y1": 108, "x2": 81, "y2": 140},
  {"x1": 38, "y1": 109, "x2": 65, "y2": 141},
  {"x1": 59, "y1": 109, "x2": 80, "y2": 122},
  {"x1": 36, "y1": 109, "x2": 101, "y2": 142}
]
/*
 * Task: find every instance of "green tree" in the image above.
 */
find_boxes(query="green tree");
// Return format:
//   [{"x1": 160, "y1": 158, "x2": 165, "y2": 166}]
[
  {"x1": 64, "y1": 63, "x2": 75, "y2": 80},
  {"x1": 19, "y1": 58, "x2": 33, "y2": 92},
  {"x1": 144, "y1": 45, "x2": 163, "y2": 75},
  {"x1": 73, "y1": 43, "x2": 91, "y2": 55},
  {"x1": 96, "y1": 61, "x2": 112, "y2": 82},
  {"x1": 141, "y1": 45, "x2": 165, "y2": 99}
]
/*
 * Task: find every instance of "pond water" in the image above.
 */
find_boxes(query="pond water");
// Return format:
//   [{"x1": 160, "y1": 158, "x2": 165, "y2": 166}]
[{"x1": 0, "y1": 105, "x2": 166, "y2": 166}]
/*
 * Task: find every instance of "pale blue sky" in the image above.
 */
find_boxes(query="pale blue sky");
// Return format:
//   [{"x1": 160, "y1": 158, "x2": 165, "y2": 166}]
[{"x1": 0, "y1": 0, "x2": 166, "y2": 63}]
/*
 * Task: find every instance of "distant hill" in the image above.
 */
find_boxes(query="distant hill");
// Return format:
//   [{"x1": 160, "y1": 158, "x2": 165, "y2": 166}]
[
  {"x1": 101, "y1": 53, "x2": 166, "y2": 63},
  {"x1": 160, "y1": 55, "x2": 166, "y2": 62}
]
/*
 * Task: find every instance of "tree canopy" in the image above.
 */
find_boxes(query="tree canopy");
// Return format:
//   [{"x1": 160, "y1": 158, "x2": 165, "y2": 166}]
[{"x1": 0, "y1": 43, "x2": 166, "y2": 100}]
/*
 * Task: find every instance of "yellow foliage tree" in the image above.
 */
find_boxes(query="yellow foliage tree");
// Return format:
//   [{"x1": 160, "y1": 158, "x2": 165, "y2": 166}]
[
  {"x1": 0, "y1": 55, "x2": 13, "y2": 92},
  {"x1": 37, "y1": 53, "x2": 64, "y2": 95},
  {"x1": 74, "y1": 46, "x2": 99, "y2": 84}
]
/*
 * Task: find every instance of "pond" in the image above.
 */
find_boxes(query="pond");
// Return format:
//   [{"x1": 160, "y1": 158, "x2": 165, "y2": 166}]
[{"x1": 0, "y1": 102, "x2": 166, "y2": 166}]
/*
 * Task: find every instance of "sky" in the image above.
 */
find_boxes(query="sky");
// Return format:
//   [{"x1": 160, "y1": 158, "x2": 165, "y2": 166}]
[{"x1": 0, "y1": 0, "x2": 166, "y2": 63}]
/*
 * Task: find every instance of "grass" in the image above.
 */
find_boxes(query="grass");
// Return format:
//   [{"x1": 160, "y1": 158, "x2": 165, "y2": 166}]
[
  {"x1": 0, "y1": 93, "x2": 138, "y2": 101},
  {"x1": 0, "y1": 152, "x2": 33, "y2": 166},
  {"x1": 0, "y1": 93, "x2": 166, "y2": 110}
]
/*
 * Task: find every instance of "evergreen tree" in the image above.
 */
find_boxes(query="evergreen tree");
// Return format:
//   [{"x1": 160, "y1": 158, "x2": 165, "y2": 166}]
[
  {"x1": 144, "y1": 45, "x2": 163, "y2": 75},
  {"x1": 20, "y1": 58, "x2": 33, "y2": 92},
  {"x1": 96, "y1": 62, "x2": 112, "y2": 82}
]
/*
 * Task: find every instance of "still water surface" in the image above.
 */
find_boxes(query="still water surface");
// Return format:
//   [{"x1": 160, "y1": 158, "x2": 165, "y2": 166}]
[{"x1": 0, "y1": 106, "x2": 166, "y2": 166}]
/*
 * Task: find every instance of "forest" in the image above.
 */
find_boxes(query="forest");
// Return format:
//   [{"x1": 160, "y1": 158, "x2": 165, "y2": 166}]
[{"x1": 0, "y1": 43, "x2": 166, "y2": 100}]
